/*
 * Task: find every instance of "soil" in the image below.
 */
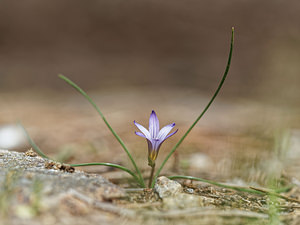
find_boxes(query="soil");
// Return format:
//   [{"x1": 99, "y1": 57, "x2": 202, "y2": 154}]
[{"x1": 0, "y1": 89, "x2": 300, "y2": 224}]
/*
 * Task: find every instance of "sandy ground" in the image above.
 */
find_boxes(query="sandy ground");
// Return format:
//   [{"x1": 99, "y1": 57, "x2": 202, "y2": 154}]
[
  {"x1": 0, "y1": 88, "x2": 300, "y2": 224},
  {"x1": 1, "y1": 88, "x2": 299, "y2": 181}
]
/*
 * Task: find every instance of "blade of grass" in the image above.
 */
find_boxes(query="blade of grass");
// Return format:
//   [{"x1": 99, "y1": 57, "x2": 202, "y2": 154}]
[
  {"x1": 168, "y1": 175, "x2": 263, "y2": 195},
  {"x1": 151, "y1": 28, "x2": 235, "y2": 188},
  {"x1": 19, "y1": 123, "x2": 50, "y2": 159},
  {"x1": 58, "y1": 74, "x2": 145, "y2": 187},
  {"x1": 71, "y1": 162, "x2": 143, "y2": 186},
  {"x1": 273, "y1": 185, "x2": 294, "y2": 194}
]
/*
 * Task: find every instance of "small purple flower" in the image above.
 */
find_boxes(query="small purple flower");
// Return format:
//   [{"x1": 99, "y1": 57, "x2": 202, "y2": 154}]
[{"x1": 134, "y1": 110, "x2": 178, "y2": 167}]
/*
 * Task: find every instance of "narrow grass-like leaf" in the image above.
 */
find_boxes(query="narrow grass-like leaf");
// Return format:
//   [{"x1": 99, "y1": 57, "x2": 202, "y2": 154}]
[
  {"x1": 71, "y1": 162, "x2": 143, "y2": 186},
  {"x1": 20, "y1": 123, "x2": 143, "y2": 186},
  {"x1": 168, "y1": 175, "x2": 263, "y2": 195},
  {"x1": 151, "y1": 28, "x2": 235, "y2": 188},
  {"x1": 19, "y1": 123, "x2": 50, "y2": 159},
  {"x1": 58, "y1": 74, "x2": 145, "y2": 187},
  {"x1": 273, "y1": 185, "x2": 294, "y2": 193}
]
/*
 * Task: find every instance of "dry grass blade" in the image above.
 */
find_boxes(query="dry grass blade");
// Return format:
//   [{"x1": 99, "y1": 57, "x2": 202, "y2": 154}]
[
  {"x1": 143, "y1": 208, "x2": 269, "y2": 219},
  {"x1": 250, "y1": 186, "x2": 300, "y2": 204},
  {"x1": 69, "y1": 189, "x2": 136, "y2": 218}
]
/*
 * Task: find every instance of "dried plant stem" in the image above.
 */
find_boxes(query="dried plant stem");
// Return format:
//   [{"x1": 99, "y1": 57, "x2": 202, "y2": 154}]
[
  {"x1": 250, "y1": 186, "x2": 300, "y2": 204},
  {"x1": 151, "y1": 27, "x2": 235, "y2": 188},
  {"x1": 143, "y1": 208, "x2": 269, "y2": 219},
  {"x1": 70, "y1": 189, "x2": 136, "y2": 218}
]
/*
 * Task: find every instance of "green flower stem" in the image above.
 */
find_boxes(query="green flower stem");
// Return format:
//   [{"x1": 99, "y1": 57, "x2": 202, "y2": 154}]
[
  {"x1": 151, "y1": 28, "x2": 235, "y2": 188},
  {"x1": 71, "y1": 162, "x2": 142, "y2": 186},
  {"x1": 168, "y1": 175, "x2": 263, "y2": 195},
  {"x1": 19, "y1": 123, "x2": 50, "y2": 159},
  {"x1": 58, "y1": 74, "x2": 145, "y2": 188},
  {"x1": 148, "y1": 164, "x2": 155, "y2": 188}
]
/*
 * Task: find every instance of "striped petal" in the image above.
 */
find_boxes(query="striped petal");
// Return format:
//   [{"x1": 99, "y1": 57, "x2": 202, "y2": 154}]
[
  {"x1": 135, "y1": 131, "x2": 146, "y2": 138},
  {"x1": 156, "y1": 129, "x2": 178, "y2": 151},
  {"x1": 165, "y1": 129, "x2": 178, "y2": 139},
  {"x1": 151, "y1": 138, "x2": 161, "y2": 151},
  {"x1": 134, "y1": 121, "x2": 151, "y2": 140},
  {"x1": 157, "y1": 123, "x2": 176, "y2": 141},
  {"x1": 149, "y1": 110, "x2": 159, "y2": 138}
]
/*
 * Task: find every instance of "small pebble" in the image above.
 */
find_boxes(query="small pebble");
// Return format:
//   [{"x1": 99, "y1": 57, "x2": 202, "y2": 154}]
[
  {"x1": 185, "y1": 188, "x2": 194, "y2": 194},
  {"x1": 0, "y1": 124, "x2": 27, "y2": 149},
  {"x1": 154, "y1": 176, "x2": 183, "y2": 198}
]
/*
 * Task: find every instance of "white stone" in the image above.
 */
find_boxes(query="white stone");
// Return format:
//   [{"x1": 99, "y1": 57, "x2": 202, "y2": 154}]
[
  {"x1": 0, "y1": 124, "x2": 27, "y2": 149},
  {"x1": 154, "y1": 176, "x2": 183, "y2": 198}
]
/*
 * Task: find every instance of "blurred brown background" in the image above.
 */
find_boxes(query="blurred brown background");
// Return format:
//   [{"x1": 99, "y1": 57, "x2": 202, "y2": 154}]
[
  {"x1": 0, "y1": 0, "x2": 299, "y2": 167},
  {"x1": 0, "y1": 0, "x2": 299, "y2": 193},
  {"x1": 0, "y1": 0, "x2": 299, "y2": 106}
]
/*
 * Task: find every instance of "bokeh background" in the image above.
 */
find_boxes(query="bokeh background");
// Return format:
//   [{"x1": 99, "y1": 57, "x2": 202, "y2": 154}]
[
  {"x1": 1, "y1": 0, "x2": 300, "y2": 104},
  {"x1": 0, "y1": 0, "x2": 299, "y2": 184}
]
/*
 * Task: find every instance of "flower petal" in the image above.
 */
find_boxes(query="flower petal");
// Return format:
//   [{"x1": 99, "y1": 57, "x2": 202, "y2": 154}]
[
  {"x1": 156, "y1": 129, "x2": 178, "y2": 152},
  {"x1": 135, "y1": 131, "x2": 146, "y2": 138},
  {"x1": 151, "y1": 139, "x2": 161, "y2": 151},
  {"x1": 134, "y1": 121, "x2": 151, "y2": 139},
  {"x1": 157, "y1": 123, "x2": 176, "y2": 141},
  {"x1": 165, "y1": 129, "x2": 178, "y2": 139},
  {"x1": 147, "y1": 139, "x2": 153, "y2": 155},
  {"x1": 149, "y1": 110, "x2": 159, "y2": 138}
]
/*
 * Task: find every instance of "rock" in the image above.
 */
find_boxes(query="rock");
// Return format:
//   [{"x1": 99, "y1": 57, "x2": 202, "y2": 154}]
[
  {"x1": 154, "y1": 176, "x2": 183, "y2": 198},
  {"x1": 154, "y1": 176, "x2": 204, "y2": 209},
  {"x1": 0, "y1": 149, "x2": 125, "y2": 200},
  {"x1": 162, "y1": 192, "x2": 204, "y2": 209},
  {"x1": 0, "y1": 149, "x2": 126, "y2": 224}
]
